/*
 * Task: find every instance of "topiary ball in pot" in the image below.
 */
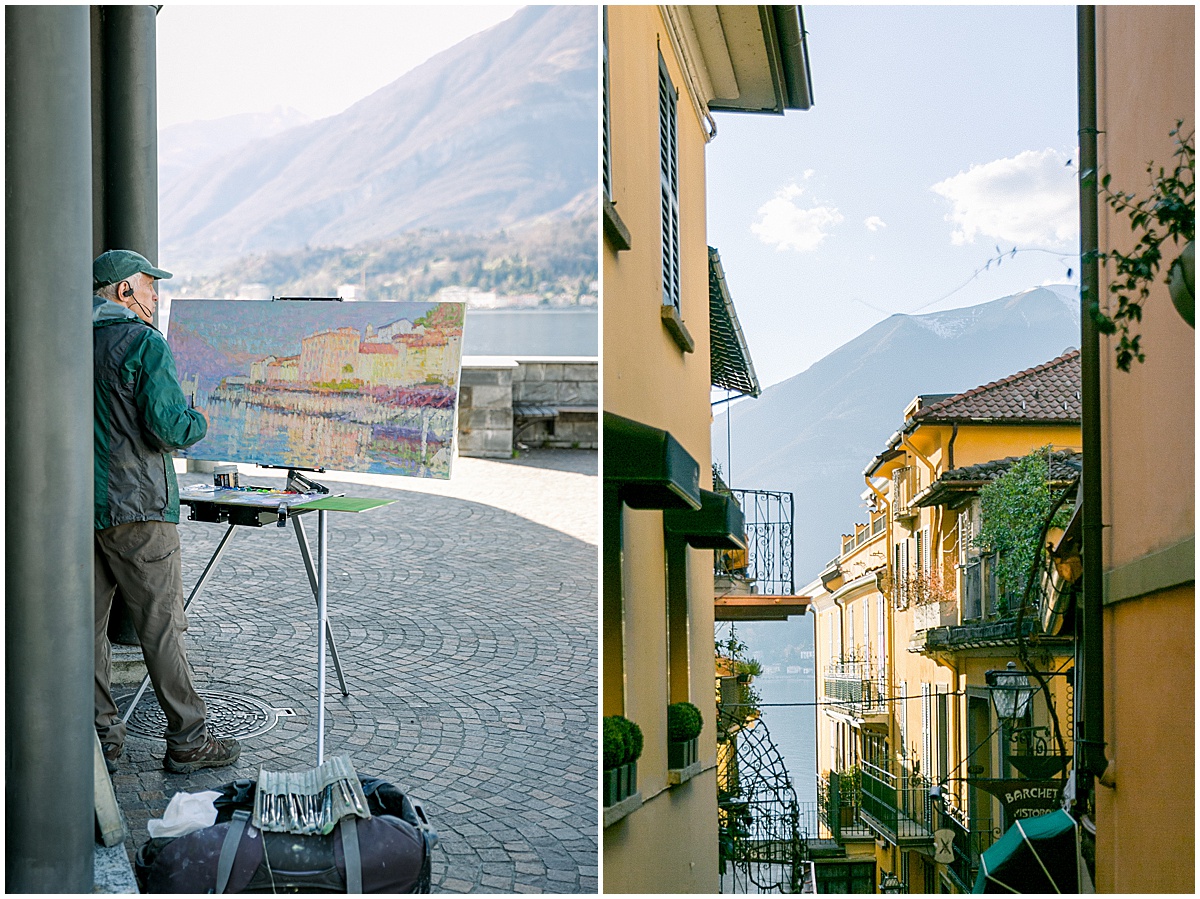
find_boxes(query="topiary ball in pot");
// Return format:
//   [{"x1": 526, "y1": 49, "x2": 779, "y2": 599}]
[
  {"x1": 626, "y1": 717, "x2": 644, "y2": 762},
  {"x1": 667, "y1": 701, "x2": 704, "y2": 742},
  {"x1": 602, "y1": 716, "x2": 630, "y2": 770}
]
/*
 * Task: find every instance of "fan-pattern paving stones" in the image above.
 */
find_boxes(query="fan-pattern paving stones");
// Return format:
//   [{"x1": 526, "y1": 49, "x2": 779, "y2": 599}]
[{"x1": 110, "y1": 451, "x2": 598, "y2": 893}]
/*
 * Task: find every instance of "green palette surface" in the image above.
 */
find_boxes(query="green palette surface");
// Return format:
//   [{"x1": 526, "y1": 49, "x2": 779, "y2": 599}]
[{"x1": 291, "y1": 496, "x2": 396, "y2": 513}]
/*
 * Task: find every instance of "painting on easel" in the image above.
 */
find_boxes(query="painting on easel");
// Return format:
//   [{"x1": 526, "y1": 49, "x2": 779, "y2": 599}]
[{"x1": 166, "y1": 299, "x2": 465, "y2": 478}]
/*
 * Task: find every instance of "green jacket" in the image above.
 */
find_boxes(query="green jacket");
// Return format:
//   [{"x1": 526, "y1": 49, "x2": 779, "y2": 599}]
[{"x1": 93, "y1": 296, "x2": 207, "y2": 530}]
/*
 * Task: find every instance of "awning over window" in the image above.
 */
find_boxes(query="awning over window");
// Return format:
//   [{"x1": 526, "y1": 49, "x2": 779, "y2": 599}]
[
  {"x1": 664, "y1": 489, "x2": 746, "y2": 549},
  {"x1": 604, "y1": 412, "x2": 701, "y2": 510},
  {"x1": 708, "y1": 247, "x2": 760, "y2": 398}
]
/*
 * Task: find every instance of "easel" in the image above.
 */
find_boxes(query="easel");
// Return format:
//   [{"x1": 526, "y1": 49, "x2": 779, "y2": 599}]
[{"x1": 121, "y1": 469, "x2": 393, "y2": 764}]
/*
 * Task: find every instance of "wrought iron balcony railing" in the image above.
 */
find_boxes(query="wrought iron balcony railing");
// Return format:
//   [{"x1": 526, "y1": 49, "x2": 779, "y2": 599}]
[
  {"x1": 822, "y1": 661, "x2": 888, "y2": 719},
  {"x1": 715, "y1": 488, "x2": 794, "y2": 596},
  {"x1": 859, "y1": 760, "x2": 935, "y2": 842},
  {"x1": 944, "y1": 813, "x2": 1001, "y2": 891},
  {"x1": 816, "y1": 770, "x2": 872, "y2": 841}
]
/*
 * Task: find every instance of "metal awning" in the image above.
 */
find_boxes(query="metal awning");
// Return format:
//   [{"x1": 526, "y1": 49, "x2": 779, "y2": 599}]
[
  {"x1": 604, "y1": 412, "x2": 702, "y2": 510},
  {"x1": 709, "y1": 247, "x2": 760, "y2": 398},
  {"x1": 664, "y1": 489, "x2": 746, "y2": 549}
]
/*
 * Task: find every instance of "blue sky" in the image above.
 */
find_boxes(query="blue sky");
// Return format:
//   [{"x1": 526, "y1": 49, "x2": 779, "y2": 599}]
[{"x1": 707, "y1": 5, "x2": 1081, "y2": 388}]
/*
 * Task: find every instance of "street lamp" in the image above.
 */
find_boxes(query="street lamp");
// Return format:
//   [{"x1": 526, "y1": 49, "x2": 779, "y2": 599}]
[
  {"x1": 880, "y1": 871, "x2": 906, "y2": 893},
  {"x1": 986, "y1": 661, "x2": 1036, "y2": 725}
]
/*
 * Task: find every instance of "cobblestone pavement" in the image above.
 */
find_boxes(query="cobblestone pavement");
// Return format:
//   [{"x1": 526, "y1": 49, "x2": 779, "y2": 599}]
[{"x1": 110, "y1": 451, "x2": 598, "y2": 893}]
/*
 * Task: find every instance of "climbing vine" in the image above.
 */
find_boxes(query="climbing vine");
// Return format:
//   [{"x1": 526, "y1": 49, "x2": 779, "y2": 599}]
[{"x1": 972, "y1": 448, "x2": 1073, "y2": 617}]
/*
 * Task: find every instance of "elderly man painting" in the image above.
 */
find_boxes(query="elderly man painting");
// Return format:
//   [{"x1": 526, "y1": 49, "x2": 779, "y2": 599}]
[{"x1": 92, "y1": 249, "x2": 240, "y2": 774}]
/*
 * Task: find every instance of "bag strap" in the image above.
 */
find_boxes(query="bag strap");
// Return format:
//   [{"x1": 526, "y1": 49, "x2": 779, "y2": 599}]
[
  {"x1": 339, "y1": 817, "x2": 362, "y2": 894},
  {"x1": 216, "y1": 809, "x2": 251, "y2": 894}
]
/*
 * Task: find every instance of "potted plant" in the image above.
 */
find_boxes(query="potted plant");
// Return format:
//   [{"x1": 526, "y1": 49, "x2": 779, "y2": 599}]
[
  {"x1": 602, "y1": 715, "x2": 642, "y2": 807},
  {"x1": 667, "y1": 701, "x2": 703, "y2": 769}
]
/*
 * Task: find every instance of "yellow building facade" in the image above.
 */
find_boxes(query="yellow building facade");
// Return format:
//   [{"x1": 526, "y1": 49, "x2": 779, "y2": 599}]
[
  {"x1": 1089, "y1": 5, "x2": 1194, "y2": 892},
  {"x1": 811, "y1": 352, "x2": 1083, "y2": 892},
  {"x1": 601, "y1": 6, "x2": 812, "y2": 891}
]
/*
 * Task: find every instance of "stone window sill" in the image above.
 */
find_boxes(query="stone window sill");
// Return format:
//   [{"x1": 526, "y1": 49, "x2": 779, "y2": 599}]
[
  {"x1": 603, "y1": 791, "x2": 643, "y2": 828},
  {"x1": 662, "y1": 304, "x2": 695, "y2": 353}
]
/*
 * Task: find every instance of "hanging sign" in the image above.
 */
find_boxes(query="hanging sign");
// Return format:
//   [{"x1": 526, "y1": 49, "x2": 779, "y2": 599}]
[
  {"x1": 933, "y1": 829, "x2": 956, "y2": 865},
  {"x1": 970, "y1": 778, "x2": 1064, "y2": 820}
]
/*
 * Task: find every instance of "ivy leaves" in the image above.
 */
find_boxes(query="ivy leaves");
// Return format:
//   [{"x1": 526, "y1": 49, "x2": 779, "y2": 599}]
[
  {"x1": 972, "y1": 449, "x2": 1071, "y2": 617},
  {"x1": 1090, "y1": 121, "x2": 1194, "y2": 371}
]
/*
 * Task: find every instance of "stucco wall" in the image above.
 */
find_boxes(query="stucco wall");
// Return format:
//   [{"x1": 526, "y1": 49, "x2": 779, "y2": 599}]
[
  {"x1": 1094, "y1": 6, "x2": 1195, "y2": 893},
  {"x1": 602, "y1": 5, "x2": 721, "y2": 892}
]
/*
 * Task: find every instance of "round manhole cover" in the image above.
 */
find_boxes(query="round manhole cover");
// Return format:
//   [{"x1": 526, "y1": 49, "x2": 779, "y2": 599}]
[{"x1": 115, "y1": 689, "x2": 293, "y2": 740}]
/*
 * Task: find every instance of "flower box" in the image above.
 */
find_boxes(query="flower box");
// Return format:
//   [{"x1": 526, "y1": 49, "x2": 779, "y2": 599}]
[
  {"x1": 603, "y1": 761, "x2": 638, "y2": 807},
  {"x1": 667, "y1": 737, "x2": 698, "y2": 770}
]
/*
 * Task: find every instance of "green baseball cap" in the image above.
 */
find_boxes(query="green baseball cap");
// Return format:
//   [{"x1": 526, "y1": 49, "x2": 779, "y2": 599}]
[{"x1": 93, "y1": 249, "x2": 173, "y2": 290}]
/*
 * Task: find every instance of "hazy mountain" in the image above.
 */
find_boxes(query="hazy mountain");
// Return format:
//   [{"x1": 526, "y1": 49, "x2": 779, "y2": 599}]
[
  {"x1": 159, "y1": 107, "x2": 313, "y2": 193},
  {"x1": 715, "y1": 286, "x2": 1081, "y2": 585},
  {"x1": 160, "y1": 6, "x2": 597, "y2": 274}
]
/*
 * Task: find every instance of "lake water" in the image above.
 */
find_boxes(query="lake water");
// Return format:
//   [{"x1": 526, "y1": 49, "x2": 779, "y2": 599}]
[
  {"x1": 462, "y1": 307, "x2": 597, "y2": 356},
  {"x1": 162, "y1": 301, "x2": 598, "y2": 358},
  {"x1": 753, "y1": 673, "x2": 818, "y2": 808}
]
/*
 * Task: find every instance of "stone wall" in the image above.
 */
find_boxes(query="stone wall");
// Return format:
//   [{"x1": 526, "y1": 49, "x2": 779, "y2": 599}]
[
  {"x1": 457, "y1": 356, "x2": 598, "y2": 457},
  {"x1": 457, "y1": 356, "x2": 519, "y2": 459},
  {"x1": 511, "y1": 357, "x2": 599, "y2": 450}
]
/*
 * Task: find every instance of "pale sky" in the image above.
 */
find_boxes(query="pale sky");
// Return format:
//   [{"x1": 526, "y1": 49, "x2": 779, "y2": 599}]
[
  {"x1": 156, "y1": 5, "x2": 522, "y2": 128},
  {"x1": 707, "y1": 5, "x2": 1081, "y2": 388}
]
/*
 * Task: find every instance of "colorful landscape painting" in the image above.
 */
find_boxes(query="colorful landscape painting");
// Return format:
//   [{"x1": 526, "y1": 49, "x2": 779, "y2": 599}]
[{"x1": 166, "y1": 299, "x2": 464, "y2": 478}]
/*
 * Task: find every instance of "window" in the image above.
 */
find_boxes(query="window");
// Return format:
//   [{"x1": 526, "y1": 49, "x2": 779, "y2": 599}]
[
  {"x1": 894, "y1": 539, "x2": 910, "y2": 607},
  {"x1": 875, "y1": 595, "x2": 885, "y2": 675},
  {"x1": 658, "y1": 52, "x2": 680, "y2": 315},
  {"x1": 847, "y1": 605, "x2": 855, "y2": 658},
  {"x1": 936, "y1": 688, "x2": 950, "y2": 782},
  {"x1": 921, "y1": 683, "x2": 932, "y2": 777},
  {"x1": 815, "y1": 860, "x2": 876, "y2": 894}
]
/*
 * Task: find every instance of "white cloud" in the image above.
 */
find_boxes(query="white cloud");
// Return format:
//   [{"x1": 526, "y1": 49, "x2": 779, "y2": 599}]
[
  {"x1": 931, "y1": 148, "x2": 1078, "y2": 247},
  {"x1": 864, "y1": 216, "x2": 887, "y2": 232},
  {"x1": 752, "y1": 181, "x2": 843, "y2": 252}
]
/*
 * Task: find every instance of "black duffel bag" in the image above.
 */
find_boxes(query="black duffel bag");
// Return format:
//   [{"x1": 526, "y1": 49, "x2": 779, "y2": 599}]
[{"x1": 136, "y1": 776, "x2": 436, "y2": 893}]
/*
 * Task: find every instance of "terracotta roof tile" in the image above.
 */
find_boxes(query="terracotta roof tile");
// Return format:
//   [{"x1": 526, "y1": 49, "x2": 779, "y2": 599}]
[
  {"x1": 911, "y1": 349, "x2": 1081, "y2": 424},
  {"x1": 915, "y1": 449, "x2": 1081, "y2": 508}
]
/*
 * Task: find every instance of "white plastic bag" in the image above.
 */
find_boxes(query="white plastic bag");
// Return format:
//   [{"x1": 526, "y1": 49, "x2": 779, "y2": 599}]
[{"x1": 146, "y1": 790, "x2": 223, "y2": 838}]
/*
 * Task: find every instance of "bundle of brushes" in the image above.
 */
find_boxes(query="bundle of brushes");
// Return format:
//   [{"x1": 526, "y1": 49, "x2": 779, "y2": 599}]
[{"x1": 252, "y1": 754, "x2": 371, "y2": 835}]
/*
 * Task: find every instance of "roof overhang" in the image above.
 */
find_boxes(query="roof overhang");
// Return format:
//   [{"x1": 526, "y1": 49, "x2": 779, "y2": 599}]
[
  {"x1": 661, "y1": 5, "x2": 813, "y2": 137},
  {"x1": 604, "y1": 412, "x2": 702, "y2": 511},
  {"x1": 665, "y1": 489, "x2": 747, "y2": 549},
  {"x1": 708, "y1": 247, "x2": 760, "y2": 398},
  {"x1": 715, "y1": 594, "x2": 810, "y2": 621}
]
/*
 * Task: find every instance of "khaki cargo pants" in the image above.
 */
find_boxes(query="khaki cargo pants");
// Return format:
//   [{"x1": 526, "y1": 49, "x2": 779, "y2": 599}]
[{"x1": 94, "y1": 520, "x2": 208, "y2": 752}]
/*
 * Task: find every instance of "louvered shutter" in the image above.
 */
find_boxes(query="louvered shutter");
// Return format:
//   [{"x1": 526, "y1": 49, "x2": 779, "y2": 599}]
[
  {"x1": 602, "y1": 10, "x2": 611, "y2": 201},
  {"x1": 658, "y1": 53, "x2": 680, "y2": 313}
]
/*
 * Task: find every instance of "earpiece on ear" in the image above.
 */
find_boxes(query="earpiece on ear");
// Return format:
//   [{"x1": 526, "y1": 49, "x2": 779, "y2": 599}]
[{"x1": 123, "y1": 286, "x2": 135, "y2": 298}]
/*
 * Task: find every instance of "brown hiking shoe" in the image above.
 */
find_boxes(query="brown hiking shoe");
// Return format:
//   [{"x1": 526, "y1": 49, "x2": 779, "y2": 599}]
[
  {"x1": 163, "y1": 732, "x2": 241, "y2": 774},
  {"x1": 101, "y1": 743, "x2": 122, "y2": 775}
]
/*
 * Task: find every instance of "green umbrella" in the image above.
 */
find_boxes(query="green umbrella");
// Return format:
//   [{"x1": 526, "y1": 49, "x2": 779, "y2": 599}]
[{"x1": 973, "y1": 810, "x2": 1089, "y2": 893}]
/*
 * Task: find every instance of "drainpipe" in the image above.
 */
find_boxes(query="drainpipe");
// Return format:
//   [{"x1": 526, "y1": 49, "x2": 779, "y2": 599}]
[
  {"x1": 5, "y1": 6, "x2": 96, "y2": 891},
  {"x1": 1076, "y1": 4, "x2": 1108, "y2": 808}
]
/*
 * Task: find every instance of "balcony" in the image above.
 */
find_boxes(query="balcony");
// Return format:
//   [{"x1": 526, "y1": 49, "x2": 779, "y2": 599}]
[
  {"x1": 944, "y1": 813, "x2": 1000, "y2": 892},
  {"x1": 817, "y1": 770, "x2": 873, "y2": 842},
  {"x1": 822, "y1": 661, "x2": 888, "y2": 725},
  {"x1": 858, "y1": 760, "x2": 935, "y2": 847},
  {"x1": 714, "y1": 486, "x2": 807, "y2": 621}
]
